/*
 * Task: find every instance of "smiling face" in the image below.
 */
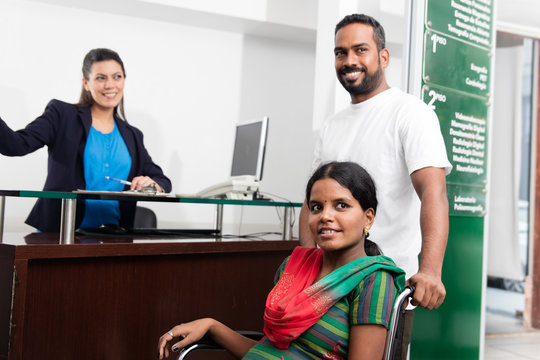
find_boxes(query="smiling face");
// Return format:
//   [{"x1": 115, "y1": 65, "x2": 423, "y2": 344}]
[
  {"x1": 82, "y1": 60, "x2": 125, "y2": 112},
  {"x1": 308, "y1": 178, "x2": 374, "y2": 257},
  {"x1": 334, "y1": 23, "x2": 389, "y2": 103}
]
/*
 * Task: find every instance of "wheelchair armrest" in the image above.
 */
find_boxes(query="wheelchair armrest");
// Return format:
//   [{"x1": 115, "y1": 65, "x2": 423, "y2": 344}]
[
  {"x1": 177, "y1": 331, "x2": 264, "y2": 360},
  {"x1": 383, "y1": 286, "x2": 415, "y2": 360}
]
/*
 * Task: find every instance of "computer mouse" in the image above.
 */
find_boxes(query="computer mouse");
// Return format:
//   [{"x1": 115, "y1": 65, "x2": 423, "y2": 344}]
[{"x1": 97, "y1": 223, "x2": 127, "y2": 234}]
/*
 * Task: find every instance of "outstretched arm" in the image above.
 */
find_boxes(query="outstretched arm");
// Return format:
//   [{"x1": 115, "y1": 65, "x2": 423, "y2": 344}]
[
  {"x1": 408, "y1": 166, "x2": 448, "y2": 310},
  {"x1": 157, "y1": 318, "x2": 256, "y2": 359},
  {"x1": 0, "y1": 101, "x2": 59, "y2": 156}
]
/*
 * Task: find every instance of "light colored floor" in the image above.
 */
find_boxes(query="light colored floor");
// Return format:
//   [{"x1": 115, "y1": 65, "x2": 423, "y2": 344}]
[
  {"x1": 485, "y1": 331, "x2": 540, "y2": 360},
  {"x1": 485, "y1": 288, "x2": 540, "y2": 360}
]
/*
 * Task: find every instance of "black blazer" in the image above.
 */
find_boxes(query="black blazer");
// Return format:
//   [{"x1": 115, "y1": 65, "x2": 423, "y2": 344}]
[{"x1": 0, "y1": 99, "x2": 172, "y2": 232}]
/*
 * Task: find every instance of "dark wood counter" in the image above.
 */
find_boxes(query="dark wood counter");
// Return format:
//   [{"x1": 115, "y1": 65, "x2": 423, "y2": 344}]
[{"x1": 0, "y1": 233, "x2": 298, "y2": 360}]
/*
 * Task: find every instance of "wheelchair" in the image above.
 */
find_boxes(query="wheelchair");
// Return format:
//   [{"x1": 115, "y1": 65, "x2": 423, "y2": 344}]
[{"x1": 176, "y1": 286, "x2": 415, "y2": 360}]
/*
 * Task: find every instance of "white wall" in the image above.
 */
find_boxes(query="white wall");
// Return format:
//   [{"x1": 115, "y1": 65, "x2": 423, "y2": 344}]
[
  {"x1": 0, "y1": 0, "x2": 316, "y2": 234},
  {"x1": 5, "y1": 0, "x2": 534, "y2": 236}
]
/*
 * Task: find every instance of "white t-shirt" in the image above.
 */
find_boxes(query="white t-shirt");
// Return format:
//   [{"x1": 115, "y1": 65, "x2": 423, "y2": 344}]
[{"x1": 313, "y1": 87, "x2": 452, "y2": 279}]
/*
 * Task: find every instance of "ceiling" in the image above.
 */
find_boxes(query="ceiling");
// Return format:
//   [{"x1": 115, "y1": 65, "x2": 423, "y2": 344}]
[
  {"x1": 496, "y1": 0, "x2": 540, "y2": 37},
  {"x1": 25, "y1": 0, "x2": 540, "y2": 40}
]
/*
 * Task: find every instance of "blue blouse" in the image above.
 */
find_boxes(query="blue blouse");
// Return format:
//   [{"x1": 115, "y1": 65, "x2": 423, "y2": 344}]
[{"x1": 79, "y1": 123, "x2": 132, "y2": 229}]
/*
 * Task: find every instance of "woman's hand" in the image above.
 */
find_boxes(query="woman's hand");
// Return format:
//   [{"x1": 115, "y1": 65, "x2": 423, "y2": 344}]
[
  {"x1": 157, "y1": 318, "x2": 256, "y2": 359},
  {"x1": 131, "y1": 176, "x2": 163, "y2": 192},
  {"x1": 157, "y1": 318, "x2": 214, "y2": 359}
]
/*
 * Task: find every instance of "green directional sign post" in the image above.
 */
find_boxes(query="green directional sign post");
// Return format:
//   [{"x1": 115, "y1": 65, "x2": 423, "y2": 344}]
[
  {"x1": 425, "y1": 0, "x2": 493, "y2": 48},
  {"x1": 447, "y1": 184, "x2": 487, "y2": 217},
  {"x1": 411, "y1": 1, "x2": 494, "y2": 359},
  {"x1": 423, "y1": 33, "x2": 491, "y2": 97},
  {"x1": 422, "y1": 84, "x2": 489, "y2": 186}
]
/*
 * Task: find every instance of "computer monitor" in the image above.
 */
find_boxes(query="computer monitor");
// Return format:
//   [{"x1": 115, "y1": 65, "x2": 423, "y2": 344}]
[{"x1": 230, "y1": 116, "x2": 269, "y2": 181}]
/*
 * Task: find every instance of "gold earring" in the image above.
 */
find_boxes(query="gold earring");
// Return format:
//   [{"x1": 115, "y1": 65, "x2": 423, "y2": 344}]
[{"x1": 364, "y1": 227, "x2": 370, "y2": 237}]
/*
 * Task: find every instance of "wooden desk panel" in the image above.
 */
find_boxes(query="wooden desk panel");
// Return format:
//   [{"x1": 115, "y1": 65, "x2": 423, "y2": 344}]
[
  {"x1": 0, "y1": 249, "x2": 14, "y2": 360},
  {"x1": 0, "y1": 236, "x2": 297, "y2": 360}
]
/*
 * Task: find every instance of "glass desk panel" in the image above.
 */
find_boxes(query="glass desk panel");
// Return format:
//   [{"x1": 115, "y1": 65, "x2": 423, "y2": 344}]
[{"x1": 0, "y1": 190, "x2": 302, "y2": 244}]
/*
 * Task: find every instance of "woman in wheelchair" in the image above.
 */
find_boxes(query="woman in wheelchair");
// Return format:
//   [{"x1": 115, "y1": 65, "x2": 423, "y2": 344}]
[{"x1": 158, "y1": 161, "x2": 405, "y2": 360}]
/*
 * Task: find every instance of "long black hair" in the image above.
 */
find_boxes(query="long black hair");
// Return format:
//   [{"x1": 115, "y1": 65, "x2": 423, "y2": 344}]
[
  {"x1": 306, "y1": 161, "x2": 382, "y2": 256},
  {"x1": 76, "y1": 48, "x2": 127, "y2": 121}
]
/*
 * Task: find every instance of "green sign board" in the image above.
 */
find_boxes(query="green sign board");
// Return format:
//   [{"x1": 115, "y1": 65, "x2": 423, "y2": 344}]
[
  {"x1": 423, "y1": 31, "x2": 491, "y2": 97},
  {"x1": 447, "y1": 184, "x2": 486, "y2": 217},
  {"x1": 425, "y1": 0, "x2": 493, "y2": 49},
  {"x1": 414, "y1": 1, "x2": 493, "y2": 357},
  {"x1": 422, "y1": 84, "x2": 488, "y2": 186},
  {"x1": 412, "y1": 216, "x2": 484, "y2": 359}
]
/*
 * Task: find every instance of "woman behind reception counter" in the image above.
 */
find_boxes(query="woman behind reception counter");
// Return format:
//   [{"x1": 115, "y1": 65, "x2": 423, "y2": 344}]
[{"x1": 0, "y1": 48, "x2": 171, "y2": 232}]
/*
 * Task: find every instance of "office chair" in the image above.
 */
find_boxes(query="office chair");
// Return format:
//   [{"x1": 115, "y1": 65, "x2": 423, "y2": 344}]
[
  {"x1": 134, "y1": 206, "x2": 157, "y2": 228},
  {"x1": 176, "y1": 286, "x2": 415, "y2": 360}
]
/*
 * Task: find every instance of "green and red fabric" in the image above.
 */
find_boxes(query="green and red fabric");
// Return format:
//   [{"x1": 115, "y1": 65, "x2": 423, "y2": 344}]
[{"x1": 243, "y1": 246, "x2": 405, "y2": 360}]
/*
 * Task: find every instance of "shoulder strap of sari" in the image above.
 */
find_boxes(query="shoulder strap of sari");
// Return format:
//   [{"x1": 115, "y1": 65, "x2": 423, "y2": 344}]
[{"x1": 263, "y1": 247, "x2": 405, "y2": 349}]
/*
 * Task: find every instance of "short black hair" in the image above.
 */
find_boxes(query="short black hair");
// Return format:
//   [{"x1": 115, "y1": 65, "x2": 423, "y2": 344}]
[{"x1": 335, "y1": 14, "x2": 386, "y2": 52}]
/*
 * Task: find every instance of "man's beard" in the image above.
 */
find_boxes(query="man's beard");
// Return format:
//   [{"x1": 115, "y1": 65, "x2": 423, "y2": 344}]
[{"x1": 338, "y1": 64, "x2": 384, "y2": 96}]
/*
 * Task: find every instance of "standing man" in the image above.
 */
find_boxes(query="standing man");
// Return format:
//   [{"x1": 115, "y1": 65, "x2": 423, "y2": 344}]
[{"x1": 299, "y1": 13, "x2": 451, "y2": 357}]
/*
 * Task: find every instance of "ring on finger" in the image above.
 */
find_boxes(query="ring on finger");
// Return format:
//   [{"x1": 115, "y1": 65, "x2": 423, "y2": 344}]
[{"x1": 168, "y1": 331, "x2": 174, "y2": 338}]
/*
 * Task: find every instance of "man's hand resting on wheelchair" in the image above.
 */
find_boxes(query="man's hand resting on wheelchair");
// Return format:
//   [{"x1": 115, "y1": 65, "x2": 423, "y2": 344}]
[{"x1": 406, "y1": 269, "x2": 446, "y2": 310}]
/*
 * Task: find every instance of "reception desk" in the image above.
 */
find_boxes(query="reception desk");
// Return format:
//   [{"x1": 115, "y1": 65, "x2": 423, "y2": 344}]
[
  {"x1": 0, "y1": 190, "x2": 302, "y2": 243},
  {"x1": 0, "y1": 233, "x2": 298, "y2": 360}
]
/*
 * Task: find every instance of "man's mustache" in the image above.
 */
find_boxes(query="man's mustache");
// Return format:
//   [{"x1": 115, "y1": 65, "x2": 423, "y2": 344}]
[{"x1": 339, "y1": 65, "x2": 367, "y2": 75}]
